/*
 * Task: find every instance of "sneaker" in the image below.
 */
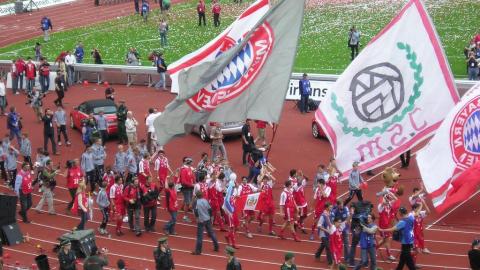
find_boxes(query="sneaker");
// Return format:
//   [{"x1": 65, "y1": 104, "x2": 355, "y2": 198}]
[
  {"x1": 246, "y1": 233, "x2": 253, "y2": 239},
  {"x1": 183, "y1": 216, "x2": 192, "y2": 223},
  {"x1": 66, "y1": 141, "x2": 72, "y2": 146},
  {"x1": 93, "y1": 191, "x2": 98, "y2": 196},
  {"x1": 15, "y1": 92, "x2": 20, "y2": 95},
  {"x1": 98, "y1": 228, "x2": 105, "y2": 235},
  {"x1": 30, "y1": 170, "x2": 35, "y2": 175},
  {"x1": 58, "y1": 142, "x2": 62, "y2": 146},
  {"x1": 309, "y1": 234, "x2": 314, "y2": 241},
  {"x1": 269, "y1": 231, "x2": 276, "y2": 236},
  {"x1": 422, "y1": 248, "x2": 431, "y2": 254},
  {"x1": 301, "y1": 229, "x2": 307, "y2": 234},
  {"x1": 388, "y1": 255, "x2": 396, "y2": 261}
]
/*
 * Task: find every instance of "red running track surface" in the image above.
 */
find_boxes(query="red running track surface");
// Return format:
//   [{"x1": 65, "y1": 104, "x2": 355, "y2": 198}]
[{"x1": 0, "y1": 84, "x2": 478, "y2": 269}]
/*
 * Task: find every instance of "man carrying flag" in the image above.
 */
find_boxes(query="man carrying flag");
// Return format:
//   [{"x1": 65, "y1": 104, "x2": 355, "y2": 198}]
[
  {"x1": 417, "y1": 83, "x2": 480, "y2": 213},
  {"x1": 315, "y1": 0, "x2": 459, "y2": 175},
  {"x1": 153, "y1": 0, "x2": 305, "y2": 146},
  {"x1": 223, "y1": 173, "x2": 240, "y2": 249}
]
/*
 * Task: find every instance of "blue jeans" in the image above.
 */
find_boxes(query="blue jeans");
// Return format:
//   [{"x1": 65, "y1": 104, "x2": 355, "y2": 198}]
[
  {"x1": 195, "y1": 220, "x2": 219, "y2": 253},
  {"x1": 26, "y1": 78, "x2": 34, "y2": 94},
  {"x1": 348, "y1": 228, "x2": 361, "y2": 265},
  {"x1": 164, "y1": 211, "x2": 177, "y2": 233},
  {"x1": 468, "y1": 67, "x2": 479, "y2": 80},
  {"x1": 353, "y1": 246, "x2": 376, "y2": 270},
  {"x1": 77, "y1": 209, "x2": 87, "y2": 230},
  {"x1": 155, "y1": 72, "x2": 166, "y2": 89},
  {"x1": 9, "y1": 129, "x2": 21, "y2": 147},
  {"x1": 342, "y1": 229, "x2": 350, "y2": 262},
  {"x1": 40, "y1": 75, "x2": 50, "y2": 93},
  {"x1": 300, "y1": 94, "x2": 309, "y2": 113},
  {"x1": 160, "y1": 33, "x2": 168, "y2": 47},
  {"x1": 11, "y1": 76, "x2": 18, "y2": 93},
  {"x1": 17, "y1": 74, "x2": 24, "y2": 90}
]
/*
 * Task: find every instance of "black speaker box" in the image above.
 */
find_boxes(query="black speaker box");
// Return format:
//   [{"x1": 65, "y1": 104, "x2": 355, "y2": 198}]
[
  {"x1": 0, "y1": 194, "x2": 17, "y2": 226},
  {"x1": 1, "y1": 223, "x2": 23, "y2": 246},
  {"x1": 58, "y1": 229, "x2": 96, "y2": 258}
]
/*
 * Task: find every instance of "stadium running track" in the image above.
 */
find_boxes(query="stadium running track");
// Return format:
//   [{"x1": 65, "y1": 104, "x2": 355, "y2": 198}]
[{"x1": 0, "y1": 1, "x2": 479, "y2": 269}]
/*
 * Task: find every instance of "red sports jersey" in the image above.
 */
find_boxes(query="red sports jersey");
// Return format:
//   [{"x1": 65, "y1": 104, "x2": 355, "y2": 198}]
[
  {"x1": 103, "y1": 173, "x2": 115, "y2": 194},
  {"x1": 239, "y1": 183, "x2": 253, "y2": 197},
  {"x1": 260, "y1": 183, "x2": 275, "y2": 215},
  {"x1": 292, "y1": 179, "x2": 307, "y2": 208},
  {"x1": 138, "y1": 159, "x2": 151, "y2": 186},
  {"x1": 154, "y1": 156, "x2": 169, "y2": 184},
  {"x1": 378, "y1": 204, "x2": 395, "y2": 229},
  {"x1": 314, "y1": 186, "x2": 331, "y2": 216},
  {"x1": 195, "y1": 182, "x2": 209, "y2": 200},
  {"x1": 19, "y1": 170, "x2": 33, "y2": 194},
  {"x1": 414, "y1": 211, "x2": 426, "y2": 249},
  {"x1": 179, "y1": 166, "x2": 194, "y2": 188},
  {"x1": 66, "y1": 167, "x2": 83, "y2": 190},
  {"x1": 165, "y1": 188, "x2": 178, "y2": 212},
  {"x1": 110, "y1": 183, "x2": 125, "y2": 213},
  {"x1": 326, "y1": 175, "x2": 338, "y2": 203},
  {"x1": 208, "y1": 183, "x2": 219, "y2": 209}
]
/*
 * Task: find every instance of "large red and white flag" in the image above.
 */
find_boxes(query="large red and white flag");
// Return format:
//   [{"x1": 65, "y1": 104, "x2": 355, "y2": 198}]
[
  {"x1": 167, "y1": 0, "x2": 270, "y2": 94},
  {"x1": 235, "y1": 192, "x2": 265, "y2": 214},
  {"x1": 417, "y1": 83, "x2": 480, "y2": 213},
  {"x1": 314, "y1": 0, "x2": 459, "y2": 176}
]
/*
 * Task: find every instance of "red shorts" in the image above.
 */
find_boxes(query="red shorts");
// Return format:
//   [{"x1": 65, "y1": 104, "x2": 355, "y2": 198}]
[
  {"x1": 332, "y1": 249, "x2": 342, "y2": 264},
  {"x1": 298, "y1": 206, "x2": 308, "y2": 217},
  {"x1": 283, "y1": 207, "x2": 295, "y2": 222},
  {"x1": 414, "y1": 231, "x2": 425, "y2": 249},
  {"x1": 380, "y1": 230, "x2": 392, "y2": 238},
  {"x1": 114, "y1": 205, "x2": 126, "y2": 216},
  {"x1": 228, "y1": 214, "x2": 240, "y2": 229}
]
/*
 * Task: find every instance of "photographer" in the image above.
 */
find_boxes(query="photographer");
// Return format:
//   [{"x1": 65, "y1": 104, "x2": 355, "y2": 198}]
[
  {"x1": 58, "y1": 240, "x2": 76, "y2": 270},
  {"x1": 83, "y1": 246, "x2": 108, "y2": 270},
  {"x1": 43, "y1": 108, "x2": 58, "y2": 155},
  {"x1": 123, "y1": 177, "x2": 142, "y2": 236},
  {"x1": 467, "y1": 51, "x2": 479, "y2": 81},
  {"x1": 27, "y1": 89, "x2": 44, "y2": 122},
  {"x1": 353, "y1": 214, "x2": 377, "y2": 270},
  {"x1": 141, "y1": 176, "x2": 160, "y2": 232},
  {"x1": 91, "y1": 48, "x2": 103, "y2": 64},
  {"x1": 34, "y1": 160, "x2": 58, "y2": 215}
]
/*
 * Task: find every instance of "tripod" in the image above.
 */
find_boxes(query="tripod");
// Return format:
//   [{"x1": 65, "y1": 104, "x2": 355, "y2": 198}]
[{"x1": 24, "y1": 0, "x2": 39, "y2": 12}]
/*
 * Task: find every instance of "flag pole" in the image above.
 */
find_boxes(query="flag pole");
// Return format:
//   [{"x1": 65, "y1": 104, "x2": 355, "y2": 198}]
[{"x1": 266, "y1": 123, "x2": 278, "y2": 159}]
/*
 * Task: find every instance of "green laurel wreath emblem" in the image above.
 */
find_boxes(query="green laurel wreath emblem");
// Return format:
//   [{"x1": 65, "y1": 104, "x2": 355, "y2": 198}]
[{"x1": 331, "y1": 42, "x2": 424, "y2": 138}]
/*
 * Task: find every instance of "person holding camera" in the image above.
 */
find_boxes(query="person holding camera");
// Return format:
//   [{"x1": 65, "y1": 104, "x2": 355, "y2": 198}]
[
  {"x1": 124, "y1": 177, "x2": 142, "y2": 236},
  {"x1": 141, "y1": 176, "x2": 160, "y2": 232},
  {"x1": 353, "y1": 214, "x2": 377, "y2": 270},
  {"x1": 154, "y1": 237, "x2": 175, "y2": 270},
  {"x1": 467, "y1": 51, "x2": 479, "y2": 81},
  {"x1": 83, "y1": 246, "x2": 108, "y2": 270},
  {"x1": 379, "y1": 206, "x2": 417, "y2": 270},
  {"x1": 58, "y1": 240, "x2": 76, "y2": 270},
  {"x1": 210, "y1": 122, "x2": 227, "y2": 161},
  {"x1": 348, "y1": 26, "x2": 361, "y2": 60},
  {"x1": 34, "y1": 160, "x2": 58, "y2": 215},
  {"x1": 43, "y1": 108, "x2": 58, "y2": 155}
]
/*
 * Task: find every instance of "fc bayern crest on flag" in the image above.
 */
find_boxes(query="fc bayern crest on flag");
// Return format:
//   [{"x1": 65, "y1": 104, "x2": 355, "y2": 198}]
[
  {"x1": 450, "y1": 95, "x2": 480, "y2": 170},
  {"x1": 186, "y1": 24, "x2": 274, "y2": 112}
]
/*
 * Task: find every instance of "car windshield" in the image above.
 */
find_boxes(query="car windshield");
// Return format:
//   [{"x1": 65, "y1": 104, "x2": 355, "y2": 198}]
[{"x1": 93, "y1": 106, "x2": 116, "y2": 114}]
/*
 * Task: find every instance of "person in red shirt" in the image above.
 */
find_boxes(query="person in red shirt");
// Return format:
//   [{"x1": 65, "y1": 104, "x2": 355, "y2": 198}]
[
  {"x1": 474, "y1": 32, "x2": 480, "y2": 44},
  {"x1": 72, "y1": 182, "x2": 89, "y2": 230},
  {"x1": 15, "y1": 162, "x2": 34, "y2": 223},
  {"x1": 278, "y1": 180, "x2": 300, "y2": 242},
  {"x1": 110, "y1": 176, "x2": 125, "y2": 236},
  {"x1": 154, "y1": 150, "x2": 171, "y2": 192},
  {"x1": 103, "y1": 166, "x2": 115, "y2": 196},
  {"x1": 209, "y1": 172, "x2": 226, "y2": 231},
  {"x1": 254, "y1": 120, "x2": 272, "y2": 146},
  {"x1": 15, "y1": 57, "x2": 26, "y2": 91},
  {"x1": 197, "y1": 0, "x2": 206, "y2": 26},
  {"x1": 212, "y1": 0, "x2": 221, "y2": 27},
  {"x1": 66, "y1": 159, "x2": 83, "y2": 212},
  {"x1": 224, "y1": 173, "x2": 240, "y2": 249},
  {"x1": 238, "y1": 176, "x2": 258, "y2": 238},
  {"x1": 138, "y1": 153, "x2": 151, "y2": 186},
  {"x1": 329, "y1": 218, "x2": 343, "y2": 270},
  {"x1": 412, "y1": 202, "x2": 430, "y2": 256},
  {"x1": 164, "y1": 180, "x2": 179, "y2": 235},
  {"x1": 25, "y1": 57, "x2": 37, "y2": 94},
  {"x1": 326, "y1": 164, "x2": 340, "y2": 204},
  {"x1": 290, "y1": 170, "x2": 308, "y2": 233},
  {"x1": 257, "y1": 173, "x2": 276, "y2": 236},
  {"x1": 179, "y1": 157, "x2": 195, "y2": 223},
  {"x1": 123, "y1": 177, "x2": 142, "y2": 236},
  {"x1": 377, "y1": 199, "x2": 396, "y2": 261},
  {"x1": 311, "y1": 179, "x2": 331, "y2": 239},
  {"x1": 141, "y1": 176, "x2": 160, "y2": 232}
]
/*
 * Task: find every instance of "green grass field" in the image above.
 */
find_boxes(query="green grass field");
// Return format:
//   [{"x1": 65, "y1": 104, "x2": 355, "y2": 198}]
[{"x1": 0, "y1": 0, "x2": 477, "y2": 78}]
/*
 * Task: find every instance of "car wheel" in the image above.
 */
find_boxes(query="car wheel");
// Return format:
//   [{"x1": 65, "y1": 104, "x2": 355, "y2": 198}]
[
  {"x1": 312, "y1": 123, "x2": 320, "y2": 138},
  {"x1": 199, "y1": 126, "x2": 209, "y2": 142},
  {"x1": 70, "y1": 116, "x2": 75, "y2": 129}
]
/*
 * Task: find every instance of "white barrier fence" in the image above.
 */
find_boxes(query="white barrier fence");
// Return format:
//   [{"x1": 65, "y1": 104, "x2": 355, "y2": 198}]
[{"x1": 0, "y1": 60, "x2": 474, "y2": 99}]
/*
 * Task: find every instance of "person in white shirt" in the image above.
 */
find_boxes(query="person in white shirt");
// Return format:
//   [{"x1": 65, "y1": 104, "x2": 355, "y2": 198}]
[
  {"x1": 0, "y1": 77, "x2": 6, "y2": 115},
  {"x1": 145, "y1": 108, "x2": 162, "y2": 154},
  {"x1": 64, "y1": 51, "x2": 77, "y2": 86},
  {"x1": 125, "y1": 111, "x2": 138, "y2": 144}
]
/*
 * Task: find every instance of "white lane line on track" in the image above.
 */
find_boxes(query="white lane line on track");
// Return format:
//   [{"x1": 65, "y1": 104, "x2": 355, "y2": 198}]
[{"x1": 426, "y1": 189, "x2": 480, "y2": 230}]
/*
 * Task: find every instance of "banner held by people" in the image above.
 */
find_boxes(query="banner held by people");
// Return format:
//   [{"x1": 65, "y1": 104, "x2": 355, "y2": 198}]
[
  {"x1": 417, "y1": 83, "x2": 480, "y2": 213},
  {"x1": 314, "y1": 0, "x2": 459, "y2": 176},
  {"x1": 154, "y1": 0, "x2": 306, "y2": 145}
]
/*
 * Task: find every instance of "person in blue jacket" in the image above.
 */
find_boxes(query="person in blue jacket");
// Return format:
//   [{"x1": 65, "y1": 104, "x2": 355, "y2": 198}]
[
  {"x1": 142, "y1": 1, "x2": 150, "y2": 22},
  {"x1": 74, "y1": 42, "x2": 85, "y2": 64},
  {"x1": 298, "y1": 73, "x2": 311, "y2": 114},
  {"x1": 40, "y1": 16, "x2": 53, "y2": 42},
  {"x1": 354, "y1": 214, "x2": 377, "y2": 270}
]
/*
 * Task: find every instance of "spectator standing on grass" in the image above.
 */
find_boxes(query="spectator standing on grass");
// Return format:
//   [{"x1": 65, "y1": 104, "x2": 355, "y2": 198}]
[
  {"x1": 126, "y1": 48, "x2": 140, "y2": 66},
  {"x1": 0, "y1": 78, "x2": 6, "y2": 116},
  {"x1": 159, "y1": 19, "x2": 169, "y2": 48},
  {"x1": 75, "y1": 42, "x2": 85, "y2": 64},
  {"x1": 197, "y1": 0, "x2": 206, "y2": 26},
  {"x1": 40, "y1": 16, "x2": 53, "y2": 42},
  {"x1": 212, "y1": 0, "x2": 221, "y2": 27},
  {"x1": 191, "y1": 191, "x2": 219, "y2": 255},
  {"x1": 34, "y1": 42, "x2": 42, "y2": 61},
  {"x1": 15, "y1": 162, "x2": 33, "y2": 223},
  {"x1": 154, "y1": 237, "x2": 175, "y2": 270},
  {"x1": 281, "y1": 252, "x2": 297, "y2": 270},
  {"x1": 54, "y1": 105, "x2": 71, "y2": 146},
  {"x1": 39, "y1": 58, "x2": 51, "y2": 93},
  {"x1": 92, "y1": 48, "x2": 103, "y2": 64},
  {"x1": 134, "y1": 0, "x2": 140, "y2": 14},
  {"x1": 10, "y1": 59, "x2": 18, "y2": 95},
  {"x1": 142, "y1": 1, "x2": 150, "y2": 22},
  {"x1": 469, "y1": 239, "x2": 480, "y2": 270},
  {"x1": 25, "y1": 57, "x2": 36, "y2": 95},
  {"x1": 467, "y1": 51, "x2": 479, "y2": 81},
  {"x1": 155, "y1": 53, "x2": 167, "y2": 90},
  {"x1": 15, "y1": 57, "x2": 26, "y2": 91},
  {"x1": 65, "y1": 51, "x2": 76, "y2": 86},
  {"x1": 125, "y1": 111, "x2": 138, "y2": 144},
  {"x1": 348, "y1": 25, "x2": 361, "y2": 60},
  {"x1": 298, "y1": 73, "x2": 311, "y2": 114},
  {"x1": 225, "y1": 246, "x2": 241, "y2": 270},
  {"x1": 117, "y1": 100, "x2": 129, "y2": 145},
  {"x1": 7, "y1": 106, "x2": 22, "y2": 146}
]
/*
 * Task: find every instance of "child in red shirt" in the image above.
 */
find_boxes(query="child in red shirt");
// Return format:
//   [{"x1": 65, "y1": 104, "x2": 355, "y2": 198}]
[
  {"x1": 311, "y1": 179, "x2": 331, "y2": 239},
  {"x1": 278, "y1": 180, "x2": 300, "y2": 242},
  {"x1": 238, "y1": 176, "x2": 258, "y2": 238},
  {"x1": 329, "y1": 218, "x2": 343, "y2": 269},
  {"x1": 164, "y1": 180, "x2": 179, "y2": 235},
  {"x1": 257, "y1": 174, "x2": 276, "y2": 236},
  {"x1": 109, "y1": 176, "x2": 125, "y2": 236},
  {"x1": 377, "y1": 199, "x2": 396, "y2": 261}
]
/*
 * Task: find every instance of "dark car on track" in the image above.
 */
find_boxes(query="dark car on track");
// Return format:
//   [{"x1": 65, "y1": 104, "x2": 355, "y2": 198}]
[{"x1": 70, "y1": 99, "x2": 118, "y2": 136}]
